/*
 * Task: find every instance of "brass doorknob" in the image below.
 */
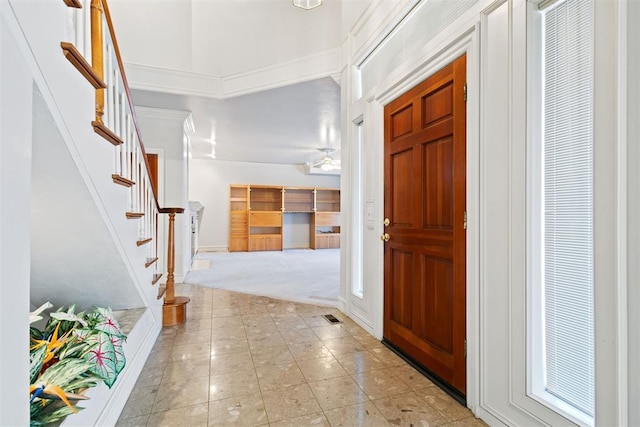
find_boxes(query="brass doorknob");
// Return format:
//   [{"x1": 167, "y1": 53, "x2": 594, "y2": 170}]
[
  {"x1": 380, "y1": 233, "x2": 390, "y2": 242},
  {"x1": 383, "y1": 218, "x2": 390, "y2": 226}
]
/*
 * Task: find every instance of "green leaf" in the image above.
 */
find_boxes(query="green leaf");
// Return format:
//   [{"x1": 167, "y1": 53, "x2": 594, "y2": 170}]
[
  {"x1": 84, "y1": 331, "x2": 118, "y2": 387},
  {"x1": 30, "y1": 345, "x2": 46, "y2": 384},
  {"x1": 93, "y1": 307, "x2": 124, "y2": 337},
  {"x1": 110, "y1": 333, "x2": 126, "y2": 374}
]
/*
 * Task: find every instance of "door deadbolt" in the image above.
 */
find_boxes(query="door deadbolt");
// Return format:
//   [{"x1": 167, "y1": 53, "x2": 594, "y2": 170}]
[{"x1": 383, "y1": 218, "x2": 390, "y2": 226}]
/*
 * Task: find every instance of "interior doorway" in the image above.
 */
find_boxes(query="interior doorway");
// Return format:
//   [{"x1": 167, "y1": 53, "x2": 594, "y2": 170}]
[{"x1": 382, "y1": 54, "x2": 467, "y2": 398}]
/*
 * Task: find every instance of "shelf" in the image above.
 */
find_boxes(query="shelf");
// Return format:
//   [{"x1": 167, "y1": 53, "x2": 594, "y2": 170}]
[{"x1": 230, "y1": 184, "x2": 340, "y2": 252}]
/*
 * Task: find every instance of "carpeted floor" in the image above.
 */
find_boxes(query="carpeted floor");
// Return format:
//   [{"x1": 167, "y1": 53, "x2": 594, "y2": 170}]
[{"x1": 183, "y1": 249, "x2": 340, "y2": 306}]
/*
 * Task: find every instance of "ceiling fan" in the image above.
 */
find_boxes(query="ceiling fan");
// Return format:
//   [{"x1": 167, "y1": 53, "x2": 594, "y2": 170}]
[{"x1": 312, "y1": 148, "x2": 341, "y2": 171}]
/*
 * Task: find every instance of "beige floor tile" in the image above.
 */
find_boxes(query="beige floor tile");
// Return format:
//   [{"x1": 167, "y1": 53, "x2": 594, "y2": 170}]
[
  {"x1": 288, "y1": 341, "x2": 333, "y2": 361},
  {"x1": 211, "y1": 316, "x2": 244, "y2": 331},
  {"x1": 171, "y1": 342, "x2": 212, "y2": 362},
  {"x1": 175, "y1": 318, "x2": 213, "y2": 332},
  {"x1": 174, "y1": 328, "x2": 213, "y2": 346},
  {"x1": 255, "y1": 362, "x2": 306, "y2": 390},
  {"x1": 323, "y1": 336, "x2": 367, "y2": 355},
  {"x1": 351, "y1": 333, "x2": 384, "y2": 350},
  {"x1": 250, "y1": 345, "x2": 294, "y2": 367},
  {"x1": 211, "y1": 323, "x2": 246, "y2": 339},
  {"x1": 210, "y1": 350, "x2": 254, "y2": 375},
  {"x1": 368, "y1": 347, "x2": 405, "y2": 366},
  {"x1": 147, "y1": 403, "x2": 209, "y2": 426},
  {"x1": 119, "y1": 386, "x2": 157, "y2": 419},
  {"x1": 115, "y1": 414, "x2": 149, "y2": 427},
  {"x1": 312, "y1": 325, "x2": 351, "y2": 340},
  {"x1": 117, "y1": 286, "x2": 489, "y2": 427},
  {"x1": 244, "y1": 324, "x2": 280, "y2": 339},
  {"x1": 338, "y1": 319, "x2": 368, "y2": 336},
  {"x1": 210, "y1": 338, "x2": 250, "y2": 356},
  {"x1": 247, "y1": 331, "x2": 286, "y2": 350},
  {"x1": 152, "y1": 377, "x2": 210, "y2": 413},
  {"x1": 132, "y1": 363, "x2": 165, "y2": 388},
  {"x1": 239, "y1": 306, "x2": 270, "y2": 315},
  {"x1": 163, "y1": 357, "x2": 211, "y2": 383},
  {"x1": 187, "y1": 310, "x2": 214, "y2": 322},
  {"x1": 307, "y1": 376, "x2": 366, "y2": 411},
  {"x1": 334, "y1": 351, "x2": 386, "y2": 375},
  {"x1": 418, "y1": 386, "x2": 474, "y2": 422},
  {"x1": 352, "y1": 368, "x2": 411, "y2": 400},
  {"x1": 212, "y1": 307, "x2": 241, "y2": 317},
  {"x1": 261, "y1": 383, "x2": 322, "y2": 423},
  {"x1": 208, "y1": 392, "x2": 268, "y2": 426},
  {"x1": 373, "y1": 391, "x2": 448, "y2": 426},
  {"x1": 442, "y1": 417, "x2": 488, "y2": 426},
  {"x1": 297, "y1": 355, "x2": 349, "y2": 382},
  {"x1": 323, "y1": 401, "x2": 391, "y2": 427},
  {"x1": 209, "y1": 369, "x2": 260, "y2": 401},
  {"x1": 278, "y1": 328, "x2": 320, "y2": 345},
  {"x1": 269, "y1": 412, "x2": 330, "y2": 427},
  {"x1": 388, "y1": 364, "x2": 437, "y2": 391},
  {"x1": 271, "y1": 314, "x2": 307, "y2": 331},
  {"x1": 303, "y1": 315, "x2": 334, "y2": 328},
  {"x1": 242, "y1": 313, "x2": 276, "y2": 328}
]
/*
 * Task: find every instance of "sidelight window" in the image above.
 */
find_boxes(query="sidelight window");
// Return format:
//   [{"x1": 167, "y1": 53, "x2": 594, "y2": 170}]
[{"x1": 529, "y1": 0, "x2": 595, "y2": 425}]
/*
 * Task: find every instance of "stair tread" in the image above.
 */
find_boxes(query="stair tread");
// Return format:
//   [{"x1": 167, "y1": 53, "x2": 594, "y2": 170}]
[
  {"x1": 60, "y1": 42, "x2": 106, "y2": 88},
  {"x1": 136, "y1": 237, "x2": 152, "y2": 246},
  {"x1": 145, "y1": 257, "x2": 158, "y2": 268},
  {"x1": 156, "y1": 284, "x2": 166, "y2": 300},
  {"x1": 62, "y1": 0, "x2": 82, "y2": 7},
  {"x1": 113, "y1": 174, "x2": 135, "y2": 187},
  {"x1": 92, "y1": 121, "x2": 124, "y2": 146},
  {"x1": 126, "y1": 212, "x2": 145, "y2": 219},
  {"x1": 152, "y1": 273, "x2": 163, "y2": 285}
]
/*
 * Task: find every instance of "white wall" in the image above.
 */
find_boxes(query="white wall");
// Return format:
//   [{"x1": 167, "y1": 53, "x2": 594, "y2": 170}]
[
  {"x1": 190, "y1": 159, "x2": 339, "y2": 251},
  {"x1": 0, "y1": 6, "x2": 32, "y2": 422}
]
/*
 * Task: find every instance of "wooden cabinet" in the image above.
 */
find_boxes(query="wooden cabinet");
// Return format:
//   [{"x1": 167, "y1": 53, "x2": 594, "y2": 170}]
[
  {"x1": 229, "y1": 185, "x2": 249, "y2": 252},
  {"x1": 249, "y1": 234, "x2": 283, "y2": 251},
  {"x1": 310, "y1": 211, "x2": 340, "y2": 250},
  {"x1": 229, "y1": 184, "x2": 340, "y2": 252}
]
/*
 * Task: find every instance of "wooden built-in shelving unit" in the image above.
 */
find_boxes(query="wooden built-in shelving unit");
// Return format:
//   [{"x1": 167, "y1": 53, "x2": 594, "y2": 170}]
[{"x1": 229, "y1": 185, "x2": 340, "y2": 252}]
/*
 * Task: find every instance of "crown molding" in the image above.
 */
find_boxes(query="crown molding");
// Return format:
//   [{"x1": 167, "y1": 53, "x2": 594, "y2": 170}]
[
  {"x1": 135, "y1": 106, "x2": 192, "y2": 121},
  {"x1": 123, "y1": 48, "x2": 340, "y2": 99}
]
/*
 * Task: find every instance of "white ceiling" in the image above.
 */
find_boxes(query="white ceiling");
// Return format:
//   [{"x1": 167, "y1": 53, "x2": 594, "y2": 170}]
[
  {"x1": 108, "y1": 0, "x2": 360, "y2": 167},
  {"x1": 131, "y1": 77, "x2": 341, "y2": 165}
]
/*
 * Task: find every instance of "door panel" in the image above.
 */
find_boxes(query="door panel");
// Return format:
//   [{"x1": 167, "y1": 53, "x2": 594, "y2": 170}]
[{"x1": 383, "y1": 55, "x2": 466, "y2": 395}]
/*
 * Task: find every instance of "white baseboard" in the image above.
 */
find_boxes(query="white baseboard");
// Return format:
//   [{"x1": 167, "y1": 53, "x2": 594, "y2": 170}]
[
  {"x1": 198, "y1": 245, "x2": 228, "y2": 252},
  {"x1": 61, "y1": 309, "x2": 161, "y2": 426}
]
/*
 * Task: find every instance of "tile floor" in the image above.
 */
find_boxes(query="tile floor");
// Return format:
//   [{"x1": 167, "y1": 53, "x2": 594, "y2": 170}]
[{"x1": 116, "y1": 286, "x2": 486, "y2": 426}]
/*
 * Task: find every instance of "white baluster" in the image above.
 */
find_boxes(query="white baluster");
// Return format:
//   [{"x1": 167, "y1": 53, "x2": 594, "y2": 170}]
[
  {"x1": 83, "y1": 0, "x2": 91, "y2": 59},
  {"x1": 114, "y1": 77, "x2": 120, "y2": 137},
  {"x1": 63, "y1": 8, "x2": 74, "y2": 43}
]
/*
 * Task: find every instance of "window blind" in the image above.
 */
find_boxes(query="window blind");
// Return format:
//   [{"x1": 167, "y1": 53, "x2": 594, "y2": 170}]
[{"x1": 542, "y1": 0, "x2": 594, "y2": 417}]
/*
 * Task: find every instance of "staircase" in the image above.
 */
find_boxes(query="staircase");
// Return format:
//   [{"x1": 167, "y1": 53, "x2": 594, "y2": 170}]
[{"x1": 1, "y1": 0, "x2": 189, "y2": 424}]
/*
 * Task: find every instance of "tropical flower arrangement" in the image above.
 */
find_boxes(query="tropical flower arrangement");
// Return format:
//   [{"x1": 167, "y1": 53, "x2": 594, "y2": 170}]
[{"x1": 29, "y1": 302, "x2": 127, "y2": 426}]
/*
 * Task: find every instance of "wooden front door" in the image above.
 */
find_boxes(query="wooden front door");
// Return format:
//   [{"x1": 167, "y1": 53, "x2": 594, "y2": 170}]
[{"x1": 383, "y1": 55, "x2": 467, "y2": 395}]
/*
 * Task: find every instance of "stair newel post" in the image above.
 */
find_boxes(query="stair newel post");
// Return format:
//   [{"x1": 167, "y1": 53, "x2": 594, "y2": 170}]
[
  {"x1": 159, "y1": 207, "x2": 190, "y2": 327},
  {"x1": 90, "y1": 0, "x2": 104, "y2": 124},
  {"x1": 165, "y1": 211, "x2": 177, "y2": 304}
]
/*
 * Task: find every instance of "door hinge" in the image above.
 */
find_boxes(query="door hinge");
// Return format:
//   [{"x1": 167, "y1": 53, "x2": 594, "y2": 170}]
[
  {"x1": 463, "y1": 211, "x2": 467, "y2": 230},
  {"x1": 463, "y1": 82, "x2": 467, "y2": 102},
  {"x1": 464, "y1": 339, "x2": 467, "y2": 357}
]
